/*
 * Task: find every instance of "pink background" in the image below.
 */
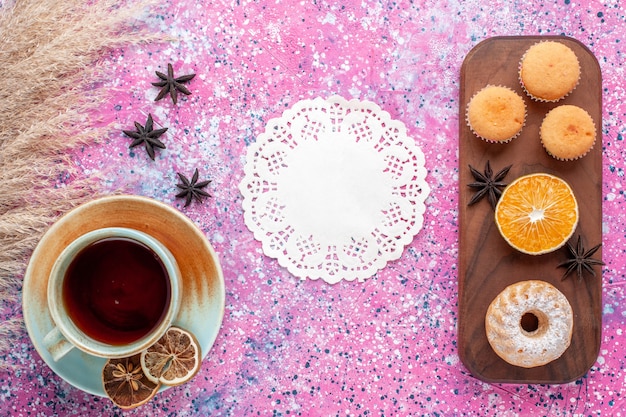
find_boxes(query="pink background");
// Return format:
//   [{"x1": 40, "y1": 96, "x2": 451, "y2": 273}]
[{"x1": 4, "y1": 0, "x2": 626, "y2": 415}]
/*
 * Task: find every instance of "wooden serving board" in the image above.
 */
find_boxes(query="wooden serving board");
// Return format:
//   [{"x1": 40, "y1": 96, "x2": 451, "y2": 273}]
[{"x1": 458, "y1": 36, "x2": 602, "y2": 384}]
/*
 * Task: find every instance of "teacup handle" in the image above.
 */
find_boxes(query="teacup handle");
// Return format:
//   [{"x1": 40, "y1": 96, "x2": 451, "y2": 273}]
[{"x1": 42, "y1": 327, "x2": 74, "y2": 362}]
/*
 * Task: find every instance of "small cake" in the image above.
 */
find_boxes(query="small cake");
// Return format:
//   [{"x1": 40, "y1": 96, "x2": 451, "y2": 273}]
[
  {"x1": 466, "y1": 85, "x2": 526, "y2": 143},
  {"x1": 485, "y1": 280, "x2": 573, "y2": 368},
  {"x1": 540, "y1": 105, "x2": 596, "y2": 160},
  {"x1": 519, "y1": 41, "x2": 580, "y2": 102}
]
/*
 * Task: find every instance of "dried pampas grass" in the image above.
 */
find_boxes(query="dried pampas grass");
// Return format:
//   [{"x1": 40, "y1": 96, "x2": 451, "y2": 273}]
[{"x1": 0, "y1": 0, "x2": 161, "y2": 364}]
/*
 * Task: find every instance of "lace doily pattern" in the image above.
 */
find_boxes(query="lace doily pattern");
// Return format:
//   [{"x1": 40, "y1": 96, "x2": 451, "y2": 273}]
[{"x1": 240, "y1": 96, "x2": 430, "y2": 283}]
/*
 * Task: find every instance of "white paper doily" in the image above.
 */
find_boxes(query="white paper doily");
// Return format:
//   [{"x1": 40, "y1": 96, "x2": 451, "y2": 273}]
[{"x1": 239, "y1": 96, "x2": 430, "y2": 284}]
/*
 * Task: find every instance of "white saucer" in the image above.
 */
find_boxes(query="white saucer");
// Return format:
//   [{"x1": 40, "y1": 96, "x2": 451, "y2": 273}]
[{"x1": 23, "y1": 195, "x2": 225, "y2": 397}]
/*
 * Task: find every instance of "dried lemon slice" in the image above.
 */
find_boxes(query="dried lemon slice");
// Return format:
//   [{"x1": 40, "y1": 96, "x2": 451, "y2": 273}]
[
  {"x1": 140, "y1": 326, "x2": 201, "y2": 386},
  {"x1": 102, "y1": 354, "x2": 160, "y2": 409},
  {"x1": 495, "y1": 173, "x2": 579, "y2": 255}
]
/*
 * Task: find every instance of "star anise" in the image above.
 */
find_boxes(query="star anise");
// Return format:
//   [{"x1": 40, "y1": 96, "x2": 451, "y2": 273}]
[
  {"x1": 467, "y1": 161, "x2": 512, "y2": 209},
  {"x1": 558, "y1": 235, "x2": 604, "y2": 281},
  {"x1": 123, "y1": 113, "x2": 168, "y2": 160},
  {"x1": 176, "y1": 168, "x2": 211, "y2": 207},
  {"x1": 152, "y1": 63, "x2": 195, "y2": 105}
]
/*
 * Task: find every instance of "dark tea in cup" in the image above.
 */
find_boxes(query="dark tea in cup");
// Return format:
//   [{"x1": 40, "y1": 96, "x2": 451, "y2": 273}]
[
  {"x1": 44, "y1": 227, "x2": 180, "y2": 361},
  {"x1": 62, "y1": 237, "x2": 171, "y2": 345}
]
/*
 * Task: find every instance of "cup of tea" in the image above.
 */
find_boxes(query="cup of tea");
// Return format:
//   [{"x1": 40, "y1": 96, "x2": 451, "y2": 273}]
[{"x1": 43, "y1": 227, "x2": 181, "y2": 361}]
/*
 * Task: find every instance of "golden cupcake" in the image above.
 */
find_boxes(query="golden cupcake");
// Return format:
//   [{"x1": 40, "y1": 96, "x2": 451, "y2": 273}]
[
  {"x1": 519, "y1": 41, "x2": 580, "y2": 102},
  {"x1": 540, "y1": 105, "x2": 596, "y2": 161},
  {"x1": 466, "y1": 85, "x2": 526, "y2": 143}
]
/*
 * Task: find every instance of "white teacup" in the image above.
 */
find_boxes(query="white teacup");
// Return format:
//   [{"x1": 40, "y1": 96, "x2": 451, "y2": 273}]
[{"x1": 43, "y1": 227, "x2": 181, "y2": 361}]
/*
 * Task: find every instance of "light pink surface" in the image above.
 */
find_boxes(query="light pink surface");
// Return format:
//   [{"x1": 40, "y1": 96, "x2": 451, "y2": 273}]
[{"x1": 4, "y1": 1, "x2": 626, "y2": 415}]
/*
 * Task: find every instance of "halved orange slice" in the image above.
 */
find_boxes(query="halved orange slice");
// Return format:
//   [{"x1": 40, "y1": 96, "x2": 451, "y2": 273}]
[
  {"x1": 495, "y1": 173, "x2": 578, "y2": 255},
  {"x1": 140, "y1": 326, "x2": 201, "y2": 386},
  {"x1": 102, "y1": 354, "x2": 160, "y2": 409}
]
